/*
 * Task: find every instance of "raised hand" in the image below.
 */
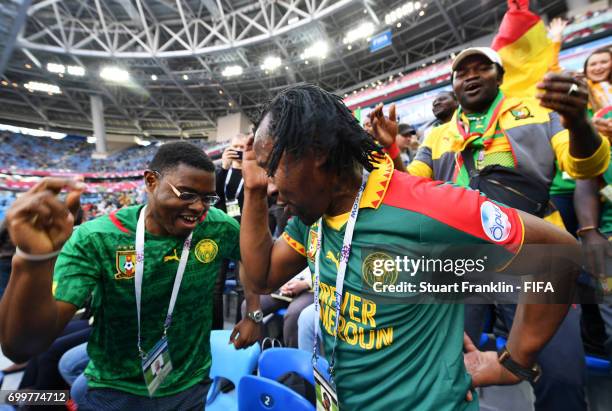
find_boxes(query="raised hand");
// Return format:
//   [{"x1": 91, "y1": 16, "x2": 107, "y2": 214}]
[
  {"x1": 536, "y1": 72, "x2": 589, "y2": 129},
  {"x1": 547, "y1": 18, "x2": 568, "y2": 43},
  {"x1": 5, "y1": 178, "x2": 84, "y2": 256},
  {"x1": 242, "y1": 135, "x2": 271, "y2": 193},
  {"x1": 221, "y1": 146, "x2": 240, "y2": 170},
  {"x1": 369, "y1": 103, "x2": 398, "y2": 148}
]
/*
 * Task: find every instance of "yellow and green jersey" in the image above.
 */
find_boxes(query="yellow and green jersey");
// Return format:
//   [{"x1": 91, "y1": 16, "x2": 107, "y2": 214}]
[
  {"x1": 408, "y1": 95, "x2": 610, "y2": 188},
  {"x1": 53, "y1": 205, "x2": 240, "y2": 396},
  {"x1": 283, "y1": 155, "x2": 524, "y2": 410}
]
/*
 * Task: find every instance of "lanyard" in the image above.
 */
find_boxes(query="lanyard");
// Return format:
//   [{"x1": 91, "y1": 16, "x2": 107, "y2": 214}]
[
  {"x1": 224, "y1": 168, "x2": 244, "y2": 201},
  {"x1": 312, "y1": 171, "x2": 369, "y2": 380},
  {"x1": 135, "y1": 205, "x2": 193, "y2": 358}
]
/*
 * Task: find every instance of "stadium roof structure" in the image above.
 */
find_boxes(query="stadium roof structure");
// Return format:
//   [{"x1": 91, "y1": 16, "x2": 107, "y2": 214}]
[{"x1": 0, "y1": 0, "x2": 566, "y2": 138}]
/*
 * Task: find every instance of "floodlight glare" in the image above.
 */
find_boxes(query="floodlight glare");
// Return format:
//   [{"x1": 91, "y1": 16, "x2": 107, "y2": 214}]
[
  {"x1": 261, "y1": 56, "x2": 281, "y2": 71},
  {"x1": 222, "y1": 65, "x2": 243, "y2": 77},
  {"x1": 100, "y1": 66, "x2": 130, "y2": 82}
]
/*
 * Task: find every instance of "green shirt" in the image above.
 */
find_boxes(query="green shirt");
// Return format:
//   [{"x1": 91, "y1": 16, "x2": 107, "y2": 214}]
[
  {"x1": 549, "y1": 162, "x2": 576, "y2": 196},
  {"x1": 53, "y1": 205, "x2": 240, "y2": 396},
  {"x1": 282, "y1": 155, "x2": 524, "y2": 410}
]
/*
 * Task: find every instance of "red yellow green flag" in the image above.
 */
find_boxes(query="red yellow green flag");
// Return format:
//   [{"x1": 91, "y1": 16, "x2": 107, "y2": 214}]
[{"x1": 492, "y1": 0, "x2": 557, "y2": 99}]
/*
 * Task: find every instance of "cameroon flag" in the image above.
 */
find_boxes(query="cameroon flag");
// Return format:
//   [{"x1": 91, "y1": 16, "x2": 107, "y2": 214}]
[{"x1": 492, "y1": 0, "x2": 556, "y2": 99}]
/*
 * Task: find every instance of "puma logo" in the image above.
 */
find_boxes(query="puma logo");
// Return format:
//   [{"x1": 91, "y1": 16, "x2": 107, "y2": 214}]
[
  {"x1": 326, "y1": 251, "x2": 340, "y2": 270},
  {"x1": 164, "y1": 249, "x2": 180, "y2": 263}
]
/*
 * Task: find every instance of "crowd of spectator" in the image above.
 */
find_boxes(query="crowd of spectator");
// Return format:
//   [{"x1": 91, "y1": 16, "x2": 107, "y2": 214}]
[{"x1": 0, "y1": 131, "x2": 219, "y2": 173}]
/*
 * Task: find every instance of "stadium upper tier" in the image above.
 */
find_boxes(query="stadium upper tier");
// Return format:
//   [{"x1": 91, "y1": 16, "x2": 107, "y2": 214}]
[{"x1": 0, "y1": 131, "x2": 222, "y2": 173}]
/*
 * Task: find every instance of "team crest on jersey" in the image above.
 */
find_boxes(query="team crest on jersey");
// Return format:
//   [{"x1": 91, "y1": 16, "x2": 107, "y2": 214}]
[
  {"x1": 195, "y1": 239, "x2": 218, "y2": 264},
  {"x1": 115, "y1": 249, "x2": 137, "y2": 280},
  {"x1": 307, "y1": 229, "x2": 318, "y2": 261},
  {"x1": 362, "y1": 251, "x2": 398, "y2": 288},
  {"x1": 511, "y1": 106, "x2": 533, "y2": 121}
]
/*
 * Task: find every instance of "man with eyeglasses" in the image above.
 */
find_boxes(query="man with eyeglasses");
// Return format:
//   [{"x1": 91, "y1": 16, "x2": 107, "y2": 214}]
[{"x1": 0, "y1": 142, "x2": 260, "y2": 410}]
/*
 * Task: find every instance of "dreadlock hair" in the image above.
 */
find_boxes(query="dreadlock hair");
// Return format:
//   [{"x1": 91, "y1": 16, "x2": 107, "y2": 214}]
[{"x1": 255, "y1": 84, "x2": 383, "y2": 177}]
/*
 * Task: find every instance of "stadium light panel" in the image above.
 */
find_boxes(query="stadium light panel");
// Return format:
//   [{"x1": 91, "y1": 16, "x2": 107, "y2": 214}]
[
  {"x1": 100, "y1": 66, "x2": 130, "y2": 82},
  {"x1": 24, "y1": 81, "x2": 61, "y2": 95},
  {"x1": 385, "y1": 1, "x2": 422, "y2": 25},
  {"x1": 67, "y1": 65, "x2": 85, "y2": 76},
  {"x1": 301, "y1": 41, "x2": 328, "y2": 60},
  {"x1": 260, "y1": 56, "x2": 281, "y2": 71},
  {"x1": 222, "y1": 65, "x2": 243, "y2": 77},
  {"x1": 343, "y1": 22, "x2": 375, "y2": 44},
  {"x1": 47, "y1": 63, "x2": 65, "y2": 74}
]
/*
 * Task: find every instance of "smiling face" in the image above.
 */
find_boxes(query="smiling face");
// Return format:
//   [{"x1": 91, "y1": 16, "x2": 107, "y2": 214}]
[
  {"x1": 432, "y1": 92, "x2": 458, "y2": 121},
  {"x1": 254, "y1": 114, "x2": 334, "y2": 226},
  {"x1": 145, "y1": 163, "x2": 216, "y2": 237},
  {"x1": 452, "y1": 54, "x2": 502, "y2": 114},
  {"x1": 585, "y1": 51, "x2": 612, "y2": 83}
]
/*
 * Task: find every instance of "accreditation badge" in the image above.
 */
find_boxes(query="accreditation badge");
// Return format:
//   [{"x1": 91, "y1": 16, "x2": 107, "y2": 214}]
[
  {"x1": 601, "y1": 185, "x2": 612, "y2": 203},
  {"x1": 314, "y1": 367, "x2": 339, "y2": 411},
  {"x1": 226, "y1": 199, "x2": 241, "y2": 217},
  {"x1": 141, "y1": 336, "x2": 173, "y2": 396}
]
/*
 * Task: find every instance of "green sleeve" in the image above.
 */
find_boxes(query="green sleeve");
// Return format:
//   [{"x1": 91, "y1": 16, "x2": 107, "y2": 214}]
[
  {"x1": 53, "y1": 225, "x2": 102, "y2": 308},
  {"x1": 281, "y1": 217, "x2": 309, "y2": 257}
]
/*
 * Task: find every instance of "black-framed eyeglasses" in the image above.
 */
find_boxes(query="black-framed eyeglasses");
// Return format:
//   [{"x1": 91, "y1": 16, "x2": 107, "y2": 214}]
[
  {"x1": 151, "y1": 170, "x2": 219, "y2": 206},
  {"x1": 166, "y1": 181, "x2": 220, "y2": 206}
]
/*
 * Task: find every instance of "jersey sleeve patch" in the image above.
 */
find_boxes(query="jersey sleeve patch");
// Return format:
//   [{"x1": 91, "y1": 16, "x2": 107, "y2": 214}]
[{"x1": 383, "y1": 172, "x2": 524, "y2": 253}]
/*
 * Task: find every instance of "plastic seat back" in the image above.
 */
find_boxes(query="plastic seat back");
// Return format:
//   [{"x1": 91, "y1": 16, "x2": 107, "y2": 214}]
[
  {"x1": 206, "y1": 330, "x2": 261, "y2": 408},
  {"x1": 258, "y1": 347, "x2": 314, "y2": 386},
  {"x1": 238, "y1": 375, "x2": 315, "y2": 411}
]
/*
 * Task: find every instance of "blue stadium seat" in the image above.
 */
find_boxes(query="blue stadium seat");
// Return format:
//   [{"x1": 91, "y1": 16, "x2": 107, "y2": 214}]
[
  {"x1": 206, "y1": 330, "x2": 261, "y2": 411},
  {"x1": 258, "y1": 347, "x2": 314, "y2": 386},
  {"x1": 238, "y1": 375, "x2": 314, "y2": 411}
]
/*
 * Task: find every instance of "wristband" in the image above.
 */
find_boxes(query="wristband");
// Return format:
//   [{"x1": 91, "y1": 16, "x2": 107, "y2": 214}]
[
  {"x1": 384, "y1": 142, "x2": 401, "y2": 159},
  {"x1": 15, "y1": 247, "x2": 61, "y2": 262},
  {"x1": 576, "y1": 226, "x2": 598, "y2": 237}
]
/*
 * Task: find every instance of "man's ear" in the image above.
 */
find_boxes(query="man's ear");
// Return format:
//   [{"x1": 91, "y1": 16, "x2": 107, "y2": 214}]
[{"x1": 143, "y1": 170, "x2": 159, "y2": 192}]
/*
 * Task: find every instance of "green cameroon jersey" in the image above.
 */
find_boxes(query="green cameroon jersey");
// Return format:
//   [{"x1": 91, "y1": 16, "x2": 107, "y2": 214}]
[
  {"x1": 282, "y1": 154, "x2": 524, "y2": 410},
  {"x1": 53, "y1": 205, "x2": 240, "y2": 397}
]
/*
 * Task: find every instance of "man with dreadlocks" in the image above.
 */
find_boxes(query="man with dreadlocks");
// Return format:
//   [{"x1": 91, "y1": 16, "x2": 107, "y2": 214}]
[{"x1": 239, "y1": 84, "x2": 580, "y2": 410}]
